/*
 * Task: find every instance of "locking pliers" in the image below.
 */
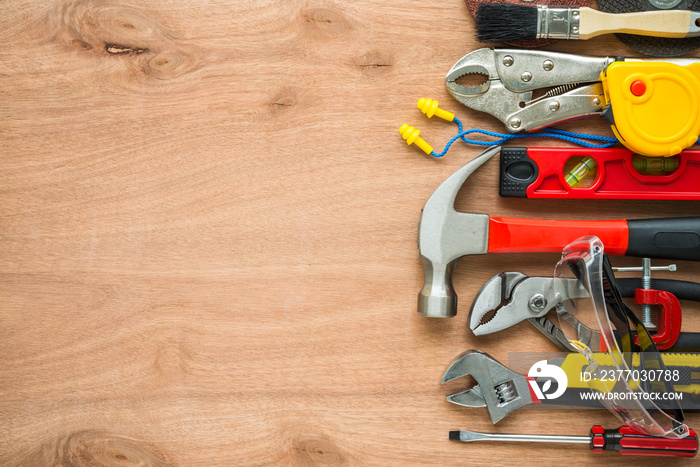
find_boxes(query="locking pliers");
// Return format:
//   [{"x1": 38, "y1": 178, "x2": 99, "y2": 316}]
[
  {"x1": 446, "y1": 48, "x2": 700, "y2": 157},
  {"x1": 447, "y1": 48, "x2": 610, "y2": 133}
]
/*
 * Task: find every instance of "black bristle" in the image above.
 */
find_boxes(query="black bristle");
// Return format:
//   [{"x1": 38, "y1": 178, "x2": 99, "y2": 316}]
[
  {"x1": 449, "y1": 431, "x2": 462, "y2": 441},
  {"x1": 476, "y1": 4, "x2": 539, "y2": 42}
]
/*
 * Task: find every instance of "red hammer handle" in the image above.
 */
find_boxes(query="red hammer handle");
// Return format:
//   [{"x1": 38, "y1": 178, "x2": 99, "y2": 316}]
[
  {"x1": 488, "y1": 217, "x2": 629, "y2": 254},
  {"x1": 487, "y1": 216, "x2": 700, "y2": 261}
]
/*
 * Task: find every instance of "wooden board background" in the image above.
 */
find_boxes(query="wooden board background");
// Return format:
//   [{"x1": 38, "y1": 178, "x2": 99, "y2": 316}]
[{"x1": 2, "y1": 0, "x2": 699, "y2": 465}]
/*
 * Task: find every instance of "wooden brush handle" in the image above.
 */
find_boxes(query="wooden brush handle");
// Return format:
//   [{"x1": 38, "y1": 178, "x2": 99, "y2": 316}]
[{"x1": 578, "y1": 8, "x2": 696, "y2": 40}]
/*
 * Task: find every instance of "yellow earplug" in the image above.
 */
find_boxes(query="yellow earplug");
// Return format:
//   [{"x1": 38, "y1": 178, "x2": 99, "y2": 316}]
[
  {"x1": 417, "y1": 98, "x2": 454, "y2": 122},
  {"x1": 399, "y1": 124, "x2": 433, "y2": 155}
]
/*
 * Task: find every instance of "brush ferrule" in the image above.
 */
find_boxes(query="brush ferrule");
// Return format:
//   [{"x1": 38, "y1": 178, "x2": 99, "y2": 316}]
[{"x1": 536, "y1": 6, "x2": 580, "y2": 39}]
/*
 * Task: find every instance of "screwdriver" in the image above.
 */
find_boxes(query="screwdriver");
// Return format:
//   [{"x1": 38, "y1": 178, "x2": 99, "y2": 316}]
[{"x1": 449, "y1": 426, "x2": 698, "y2": 457}]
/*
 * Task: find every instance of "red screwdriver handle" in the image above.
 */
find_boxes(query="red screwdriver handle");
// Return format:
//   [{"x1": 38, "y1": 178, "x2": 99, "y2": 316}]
[{"x1": 590, "y1": 426, "x2": 698, "y2": 457}]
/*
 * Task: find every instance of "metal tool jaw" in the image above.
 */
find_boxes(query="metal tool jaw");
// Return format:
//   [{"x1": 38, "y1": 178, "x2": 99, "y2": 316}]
[
  {"x1": 417, "y1": 146, "x2": 501, "y2": 318},
  {"x1": 445, "y1": 48, "x2": 610, "y2": 132},
  {"x1": 441, "y1": 350, "x2": 533, "y2": 424},
  {"x1": 468, "y1": 272, "x2": 589, "y2": 336}
]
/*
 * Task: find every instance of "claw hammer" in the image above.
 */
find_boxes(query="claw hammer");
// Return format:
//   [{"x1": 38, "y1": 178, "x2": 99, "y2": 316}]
[{"x1": 417, "y1": 146, "x2": 700, "y2": 318}]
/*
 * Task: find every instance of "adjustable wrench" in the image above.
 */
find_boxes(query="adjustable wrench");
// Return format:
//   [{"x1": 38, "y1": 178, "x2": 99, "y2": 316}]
[{"x1": 442, "y1": 350, "x2": 700, "y2": 423}]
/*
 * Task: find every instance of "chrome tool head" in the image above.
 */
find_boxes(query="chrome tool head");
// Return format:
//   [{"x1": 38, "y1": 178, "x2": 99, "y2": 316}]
[
  {"x1": 441, "y1": 350, "x2": 532, "y2": 424},
  {"x1": 468, "y1": 273, "x2": 588, "y2": 336},
  {"x1": 417, "y1": 146, "x2": 501, "y2": 318},
  {"x1": 446, "y1": 48, "x2": 609, "y2": 132}
]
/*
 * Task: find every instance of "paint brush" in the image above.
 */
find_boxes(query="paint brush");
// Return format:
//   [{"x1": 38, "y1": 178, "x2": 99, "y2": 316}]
[{"x1": 476, "y1": 4, "x2": 700, "y2": 42}]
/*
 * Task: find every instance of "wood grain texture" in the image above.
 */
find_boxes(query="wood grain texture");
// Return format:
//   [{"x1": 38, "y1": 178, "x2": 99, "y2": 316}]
[{"x1": 1, "y1": 0, "x2": 699, "y2": 465}]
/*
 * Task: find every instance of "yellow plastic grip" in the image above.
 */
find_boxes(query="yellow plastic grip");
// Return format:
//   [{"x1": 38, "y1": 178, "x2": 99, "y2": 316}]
[
  {"x1": 399, "y1": 124, "x2": 433, "y2": 155},
  {"x1": 601, "y1": 61, "x2": 700, "y2": 157},
  {"x1": 417, "y1": 98, "x2": 455, "y2": 122}
]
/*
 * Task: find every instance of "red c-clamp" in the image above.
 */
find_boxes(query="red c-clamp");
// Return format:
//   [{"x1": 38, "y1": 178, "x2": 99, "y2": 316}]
[{"x1": 633, "y1": 288, "x2": 682, "y2": 350}]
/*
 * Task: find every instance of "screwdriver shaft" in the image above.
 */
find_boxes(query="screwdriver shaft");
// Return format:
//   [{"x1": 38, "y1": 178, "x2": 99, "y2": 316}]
[{"x1": 450, "y1": 430, "x2": 589, "y2": 444}]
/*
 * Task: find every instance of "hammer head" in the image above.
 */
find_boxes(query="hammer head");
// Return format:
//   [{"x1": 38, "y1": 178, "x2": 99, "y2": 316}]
[{"x1": 417, "y1": 146, "x2": 501, "y2": 318}]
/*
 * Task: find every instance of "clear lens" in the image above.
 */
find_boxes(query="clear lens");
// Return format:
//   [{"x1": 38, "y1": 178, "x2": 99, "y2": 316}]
[
  {"x1": 552, "y1": 237, "x2": 605, "y2": 351},
  {"x1": 553, "y1": 236, "x2": 687, "y2": 438}
]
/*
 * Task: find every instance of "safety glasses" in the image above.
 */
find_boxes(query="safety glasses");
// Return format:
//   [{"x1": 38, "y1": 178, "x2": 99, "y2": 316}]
[{"x1": 552, "y1": 236, "x2": 687, "y2": 439}]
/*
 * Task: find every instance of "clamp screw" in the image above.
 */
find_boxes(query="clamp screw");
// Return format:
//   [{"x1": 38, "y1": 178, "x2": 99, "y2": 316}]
[
  {"x1": 613, "y1": 264, "x2": 676, "y2": 273},
  {"x1": 572, "y1": 26, "x2": 579, "y2": 34},
  {"x1": 593, "y1": 97, "x2": 601, "y2": 106},
  {"x1": 529, "y1": 294, "x2": 547, "y2": 312},
  {"x1": 549, "y1": 101, "x2": 560, "y2": 112},
  {"x1": 503, "y1": 55, "x2": 514, "y2": 67},
  {"x1": 521, "y1": 71, "x2": 532, "y2": 82},
  {"x1": 543, "y1": 60, "x2": 554, "y2": 71},
  {"x1": 573, "y1": 11, "x2": 579, "y2": 19},
  {"x1": 613, "y1": 259, "x2": 678, "y2": 329},
  {"x1": 509, "y1": 117, "x2": 522, "y2": 129},
  {"x1": 641, "y1": 258, "x2": 654, "y2": 329}
]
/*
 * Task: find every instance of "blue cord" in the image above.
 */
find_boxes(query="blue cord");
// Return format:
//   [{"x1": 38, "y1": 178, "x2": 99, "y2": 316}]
[{"x1": 430, "y1": 117, "x2": 619, "y2": 158}]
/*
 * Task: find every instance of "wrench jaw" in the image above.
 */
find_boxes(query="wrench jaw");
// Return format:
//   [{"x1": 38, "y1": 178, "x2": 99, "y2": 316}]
[
  {"x1": 446, "y1": 387, "x2": 487, "y2": 408},
  {"x1": 468, "y1": 272, "x2": 528, "y2": 336},
  {"x1": 441, "y1": 350, "x2": 533, "y2": 424}
]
